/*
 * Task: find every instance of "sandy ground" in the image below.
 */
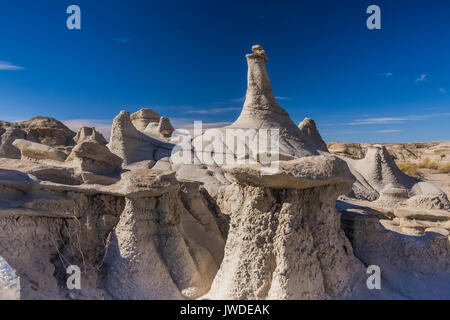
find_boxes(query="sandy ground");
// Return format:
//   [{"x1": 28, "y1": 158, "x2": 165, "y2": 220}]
[{"x1": 419, "y1": 168, "x2": 450, "y2": 198}]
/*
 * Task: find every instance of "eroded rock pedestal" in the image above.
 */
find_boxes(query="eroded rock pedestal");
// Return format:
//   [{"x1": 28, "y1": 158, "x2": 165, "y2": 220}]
[
  {"x1": 105, "y1": 170, "x2": 225, "y2": 300},
  {"x1": 0, "y1": 163, "x2": 225, "y2": 299},
  {"x1": 205, "y1": 157, "x2": 366, "y2": 299}
]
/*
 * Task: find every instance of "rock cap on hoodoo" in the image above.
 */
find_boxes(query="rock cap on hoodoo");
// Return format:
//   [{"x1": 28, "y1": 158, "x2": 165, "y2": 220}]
[
  {"x1": 158, "y1": 117, "x2": 174, "y2": 137},
  {"x1": 130, "y1": 109, "x2": 161, "y2": 131},
  {"x1": 74, "y1": 127, "x2": 107, "y2": 145},
  {"x1": 246, "y1": 45, "x2": 268, "y2": 62}
]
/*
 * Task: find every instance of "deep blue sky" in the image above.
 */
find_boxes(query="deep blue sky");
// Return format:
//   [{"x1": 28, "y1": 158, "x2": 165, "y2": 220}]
[{"x1": 1, "y1": 0, "x2": 449, "y2": 142}]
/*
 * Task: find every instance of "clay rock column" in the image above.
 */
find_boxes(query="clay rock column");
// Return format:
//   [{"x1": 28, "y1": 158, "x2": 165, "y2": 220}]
[{"x1": 204, "y1": 156, "x2": 366, "y2": 300}]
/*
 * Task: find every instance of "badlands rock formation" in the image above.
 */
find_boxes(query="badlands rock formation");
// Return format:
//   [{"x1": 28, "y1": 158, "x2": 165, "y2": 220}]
[
  {"x1": 0, "y1": 117, "x2": 75, "y2": 159},
  {"x1": 329, "y1": 142, "x2": 450, "y2": 298},
  {"x1": 205, "y1": 157, "x2": 365, "y2": 300},
  {"x1": 343, "y1": 144, "x2": 449, "y2": 210},
  {"x1": 108, "y1": 111, "x2": 173, "y2": 170},
  {"x1": 74, "y1": 127, "x2": 107, "y2": 145},
  {"x1": 328, "y1": 141, "x2": 450, "y2": 164},
  {"x1": 13, "y1": 139, "x2": 68, "y2": 163},
  {"x1": 298, "y1": 118, "x2": 328, "y2": 152},
  {"x1": 0, "y1": 45, "x2": 449, "y2": 300},
  {"x1": 226, "y1": 45, "x2": 319, "y2": 160},
  {"x1": 328, "y1": 141, "x2": 450, "y2": 198}
]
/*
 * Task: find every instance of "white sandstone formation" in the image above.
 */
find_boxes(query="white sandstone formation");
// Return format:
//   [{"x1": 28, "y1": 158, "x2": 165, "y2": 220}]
[
  {"x1": 12, "y1": 139, "x2": 68, "y2": 163},
  {"x1": 66, "y1": 141, "x2": 122, "y2": 175},
  {"x1": 130, "y1": 109, "x2": 175, "y2": 139},
  {"x1": 189, "y1": 45, "x2": 320, "y2": 166},
  {"x1": 105, "y1": 170, "x2": 225, "y2": 300},
  {"x1": 0, "y1": 117, "x2": 75, "y2": 159},
  {"x1": 74, "y1": 127, "x2": 107, "y2": 145},
  {"x1": 0, "y1": 124, "x2": 26, "y2": 159},
  {"x1": 157, "y1": 117, "x2": 175, "y2": 137},
  {"x1": 298, "y1": 118, "x2": 328, "y2": 152},
  {"x1": 18, "y1": 116, "x2": 76, "y2": 147},
  {"x1": 340, "y1": 201, "x2": 450, "y2": 299},
  {"x1": 205, "y1": 157, "x2": 366, "y2": 299},
  {"x1": 328, "y1": 141, "x2": 450, "y2": 164},
  {"x1": 342, "y1": 144, "x2": 450, "y2": 210},
  {"x1": 130, "y1": 109, "x2": 161, "y2": 131},
  {"x1": 0, "y1": 161, "x2": 225, "y2": 299},
  {"x1": 227, "y1": 45, "x2": 319, "y2": 159},
  {"x1": 334, "y1": 144, "x2": 450, "y2": 299},
  {"x1": 108, "y1": 111, "x2": 173, "y2": 170}
]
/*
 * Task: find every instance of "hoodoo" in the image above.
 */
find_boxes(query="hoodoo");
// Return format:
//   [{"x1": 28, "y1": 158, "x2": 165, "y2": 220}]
[
  {"x1": 342, "y1": 144, "x2": 450, "y2": 210},
  {"x1": 228, "y1": 45, "x2": 319, "y2": 159},
  {"x1": 298, "y1": 118, "x2": 328, "y2": 152},
  {"x1": 189, "y1": 45, "x2": 321, "y2": 166}
]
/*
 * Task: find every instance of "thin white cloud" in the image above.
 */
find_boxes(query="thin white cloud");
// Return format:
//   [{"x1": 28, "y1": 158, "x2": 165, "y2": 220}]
[
  {"x1": 275, "y1": 96, "x2": 291, "y2": 101},
  {"x1": 0, "y1": 61, "x2": 23, "y2": 71},
  {"x1": 185, "y1": 107, "x2": 241, "y2": 114},
  {"x1": 63, "y1": 119, "x2": 112, "y2": 140},
  {"x1": 378, "y1": 129, "x2": 401, "y2": 133},
  {"x1": 230, "y1": 97, "x2": 245, "y2": 103},
  {"x1": 230, "y1": 96, "x2": 291, "y2": 102},
  {"x1": 376, "y1": 72, "x2": 392, "y2": 78},
  {"x1": 176, "y1": 121, "x2": 232, "y2": 130},
  {"x1": 114, "y1": 38, "x2": 128, "y2": 44},
  {"x1": 347, "y1": 112, "x2": 450, "y2": 125},
  {"x1": 415, "y1": 74, "x2": 427, "y2": 83},
  {"x1": 440, "y1": 88, "x2": 447, "y2": 93},
  {"x1": 348, "y1": 117, "x2": 405, "y2": 125}
]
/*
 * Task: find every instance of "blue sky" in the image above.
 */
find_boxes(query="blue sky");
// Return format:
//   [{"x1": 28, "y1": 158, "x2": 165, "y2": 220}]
[{"x1": 0, "y1": 0, "x2": 449, "y2": 142}]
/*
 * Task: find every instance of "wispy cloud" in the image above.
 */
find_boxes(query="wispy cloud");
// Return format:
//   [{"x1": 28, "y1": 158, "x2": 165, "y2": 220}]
[
  {"x1": 348, "y1": 117, "x2": 405, "y2": 125},
  {"x1": 376, "y1": 72, "x2": 392, "y2": 78},
  {"x1": 230, "y1": 97, "x2": 245, "y2": 103},
  {"x1": 230, "y1": 96, "x2": 291, "y2": 103},
  {"x1": 440, "y1": 88, "x2": 447, "y2": 93},
  {"x1": 347, "y1": 112, "x2": 450, "y2": 126},
  {"x1": 114, "y1": 38, "x2": 129, "y2": 44},
  {"x1": 0, "y1": 61, "x2": 23, "y2": 71},
  {"x1": 275, "y1": 96, "x2": 291, "y2": 101},
  {"x1": 172, "y1": 120, "x2": 233, "y2": 130},
  {"x1": 415, "y1": 74, "x2": 427, "y2": 83},
  {"x1": 378, "y1": 129, "x2": 401, "y2": 133},
  {"x1": 185, "y1": 107, "x2": 241, "y2": 115},
  {"x1": 63, "y1": 119, "x2": 112, "y2": 140}
]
